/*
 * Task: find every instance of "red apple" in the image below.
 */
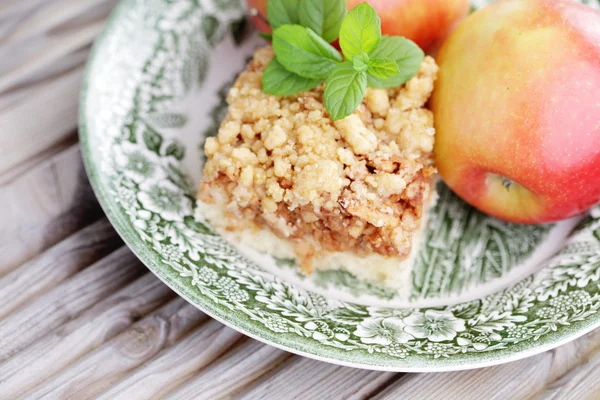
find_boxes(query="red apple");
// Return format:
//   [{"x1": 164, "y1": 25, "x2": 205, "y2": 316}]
[
  {"x1": 431, "y1": 0, "x2": 600, "y2": 224},
  {"x1": 346, "y1": 0, "x2": 469, "y2": 53},
  {"x1": 246, "y1": 0, "x2": 271, "y2": 34},
  {"x1": 246, "y1": 0, "x2": 470, "y2": 53}
]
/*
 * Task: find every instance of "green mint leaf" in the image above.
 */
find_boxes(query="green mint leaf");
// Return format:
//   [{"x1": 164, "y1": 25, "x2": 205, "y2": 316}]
[
  {"x1": 267, "y1": 0, "x2": 300, "y2": 30},
  {"x1": 262, "y1": 58, "x2": 321, "y2": 96},
  {"x1": 339, "y1": 3, "x2": 381, "y2": 61},
  {"x1": 258, "y1": 32, "x2": 273, "y2": 41},
  {"x1": 352, "y1": 53, "x2": 370, "y2": 73},
  {"x1": 299, "y1": 0, "x2": 347, "y2": 43},
  {"x1": 324, "y1": 61, "x2": 367, "y2": 121},
  {"x1": 367, "y1": 36, "x2": 424, "y2": 88},
  {"x1": 367, "y1": 57, "x2": 400, "y2": 80},
  {"x1": 273, "y1": 25, "x2": 343, "y2": 80}
]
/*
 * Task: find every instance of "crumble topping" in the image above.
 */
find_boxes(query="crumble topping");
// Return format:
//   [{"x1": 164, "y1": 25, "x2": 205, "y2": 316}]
[{"x1": 199, "y1": 47, "x2": 438, "y2": 272}]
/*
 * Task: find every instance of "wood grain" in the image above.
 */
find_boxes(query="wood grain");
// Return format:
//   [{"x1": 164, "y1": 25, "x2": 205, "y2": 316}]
[
  {"x1": 237, "y1": 357, "x2": 396, "y2": 400},
  {"x1": 374, "y1": 330, "x2": 600, "y2": 400},
  {"x1": 0, "y1": 0, "x2": 113, "y2": 90},
  {"x1": 166, "y1": 338, "x2": 292, "y2": 400},
  {"x1": 21, "y1": 300, "x2": 208, "y2": 400},
  {"x1": 0, "y1": 146, "x2": 103, "y2": 276},
  {"x1": 0, "y1": 273, "x2": 174, "y2": 399},
  {"x1": 541, "y1": 359, "x2": 600, "y2": 400},
  {"x1": 2, "y1": 0, "x2": 116, "y2": 44},
  {"x1": 0, "y1": 67, "x2": 82, "y2": 177},
  {"x1": 0, "y1": 247, "x2": 144, "y2": 362},
  {"x1": 0, "y1": 218, "x2": 122, "y2": 319},
  {"x1": 537, "y1": 336, "x2": 600, "y2": 400},
  {"x1": 0, "y1": 0, "x2": 45, "y2": 41},
  {"x1": 96, "y1": 320, "x2": 242, "y2": 399}
]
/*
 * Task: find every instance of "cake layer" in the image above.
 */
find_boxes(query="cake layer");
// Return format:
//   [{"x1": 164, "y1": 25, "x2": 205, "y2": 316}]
[{"x1": 199, "y1": 46, "x2": 439, "y2": 277}]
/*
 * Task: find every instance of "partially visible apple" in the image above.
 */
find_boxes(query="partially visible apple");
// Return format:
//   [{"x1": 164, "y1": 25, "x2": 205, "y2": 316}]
[
  {"x1": 246, "y1": 0, "x2": 271, "y2": 34},
  {"x1": 431, "y1": 0, "x2": 600, "y2": 224},
  {"x1": 346, "y1": 0, "x2": 469, "y2": 53},
  {"x1": 245, "y1": 0, "x2": 470, "y2": 53}
]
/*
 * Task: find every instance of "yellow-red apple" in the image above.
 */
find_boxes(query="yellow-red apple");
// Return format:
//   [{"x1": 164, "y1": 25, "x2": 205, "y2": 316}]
[
  {"x1": 431, "y1": 0, "x2": 600, "y2": 224},
  {"x1": 246, "y1": 0, "x2": 270, "y2": 34},
  {"x1": 246, "y1": 0, "x2": 470, "y2": 53},
  {"x1": 346, "y1": 0, "x2": 469, "y2": 53}
]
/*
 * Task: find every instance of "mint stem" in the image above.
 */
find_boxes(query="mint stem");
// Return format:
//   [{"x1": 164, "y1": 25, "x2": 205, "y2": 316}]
[{"x1": 250, "y1": 8, "x2": 271, "y2": 29}]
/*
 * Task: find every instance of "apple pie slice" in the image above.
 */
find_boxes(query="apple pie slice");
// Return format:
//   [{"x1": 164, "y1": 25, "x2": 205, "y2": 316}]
[{"x1": 197, "y1": 47, "x2": 438, "y2": 289}]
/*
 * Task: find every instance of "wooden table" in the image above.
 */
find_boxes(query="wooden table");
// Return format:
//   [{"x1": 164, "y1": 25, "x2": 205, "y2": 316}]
[{"x1": 1, "y1": 1, "x2": 599, "y2": 399}]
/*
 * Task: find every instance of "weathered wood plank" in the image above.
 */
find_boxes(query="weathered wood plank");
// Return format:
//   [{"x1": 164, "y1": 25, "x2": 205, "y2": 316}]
[
  {"x1": 21, "y1": 300, "x2": 207, "y2": 400},
  {"x1": 0, "y1": 67, "x2": 83, "y2": 178},
  {"x1": 96, "y1": 320, "x2": 242, "y2": 399},
  {"x1": 0, "y1": 218, "x2": 122, "y2": 319},
  {"x1": 0, "y1": 273, "x2": 174, "y2": 399},
  {"x1": 166, "y1": 338, "x2": 292, "y2": 400},
  {"x1": 3, "y1": 0, "x2": 115, "y2": 43},
  {"x1": 0, "y1": 0, "x2": 46, "y2": 41},
  {"x1": 0, "y1": 246, "x2": 144, "y2": 362},
  {"x1": 236, "y1": 356, "x2": 395, "y2": 400},
  {"x1": 0, "y1": 0, "x2": 36, "y2": 18},
  {"x1": 539, "y1": 345, "x2": 600, "y2": 400},
  {"x1": 0, "y1": 46, "x2": 90, "y2": 105},
  {"x1": 0, "y1": 125, "x2": 78, "y2": 183},
  {"x1": 375, "y1": 330, "x2": 600, "y2": 400},
  {"x1": 0, "y1": 23, "x2": 101, "y2": 95},
  {"x1": 0, "y1": 82, "x2": 36, "y2": 112},
  {"x1": 377, "y1": 360, "x2": 546, "y2": 400},
  {"x1": 0, "y1": 0, "x2": 111, "y2": 83},
  {"x1": 0, "y1": 145, "x2": 103, "y2": 276},
  {"x1": 543, "y1": 330, "x2": 600, "y2": 385},
  {"x1": 0, "y1": 0, "x2": 46, "y2": 24}
]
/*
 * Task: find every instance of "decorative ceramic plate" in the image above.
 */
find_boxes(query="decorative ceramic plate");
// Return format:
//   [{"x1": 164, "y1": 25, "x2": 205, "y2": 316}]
[{"x1": 80, "y1": 0, "x2": 600, "y2": 371}]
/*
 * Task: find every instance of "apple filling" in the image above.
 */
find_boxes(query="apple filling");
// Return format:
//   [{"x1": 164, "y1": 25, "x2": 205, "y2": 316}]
[{"x1": 197, "y1": 47, "x2": 439, "y2": 287}]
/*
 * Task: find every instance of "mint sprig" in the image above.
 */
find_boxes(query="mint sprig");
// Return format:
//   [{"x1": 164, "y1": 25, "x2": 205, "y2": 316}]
[
  {"x1": 299, "y1": 0, "x2": 347, "y2": 43},
  {"x1": 325, "y1": 62, "x2": 367, "y2": 121},
  {"x1": 262, "y1": 1, "x2": 425, "y2": 121},
  {"x1": 339, "y1": 3, "x2": 381, "y2": 61},
  {"x1": 367, "y1": 36, "x2": 425, "y2": 88},
  {"x1": 263, "y1": 58, "x2": 321, "y2": 96},
  {"x1": 273, "y1": 25, "x2": 342, "y2": 80},
  {"x1": 352, "y1": 53, "x2": 370, "y2": 73},
  {"x1": 267, "y1": 0, "x2": 299, "y2": 30},
  {"x1": 367, "y1": 57, "x2": 401, "y2": 80}
]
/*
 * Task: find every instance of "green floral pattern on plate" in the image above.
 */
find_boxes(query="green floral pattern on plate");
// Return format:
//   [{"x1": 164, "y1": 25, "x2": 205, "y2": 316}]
[{"x1": 80, "y1": 0, "x2": 600, "y2": 370}]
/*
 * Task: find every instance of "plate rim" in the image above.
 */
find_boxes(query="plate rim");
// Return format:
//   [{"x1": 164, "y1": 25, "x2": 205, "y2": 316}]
[{"x1": 78, "y1": 0, "x2": 600, "y2": 372}]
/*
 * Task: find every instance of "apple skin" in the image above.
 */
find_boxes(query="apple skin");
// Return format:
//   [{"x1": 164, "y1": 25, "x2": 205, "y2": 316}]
[
  {"x1": 246, "y1": 0, "x2": 270, "y2": 34},
  {"x1": 245, "y1": 0, "x2": 470, "y2": 53},
  {"x1": 346, "y1": 0, "x2": 469, "y2": 53},
  {"x1": 431, "y1": 0, "x2": 600, "y2": 224}
]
